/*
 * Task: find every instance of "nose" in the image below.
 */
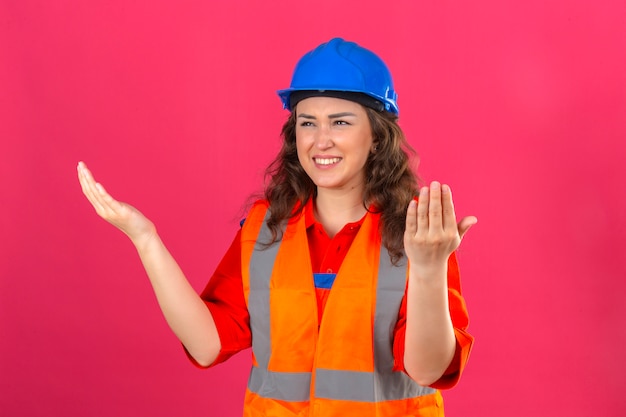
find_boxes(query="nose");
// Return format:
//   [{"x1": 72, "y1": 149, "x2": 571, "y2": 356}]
[{"x1": 314, "y1": 125, "x2": 333, "y2": 150}]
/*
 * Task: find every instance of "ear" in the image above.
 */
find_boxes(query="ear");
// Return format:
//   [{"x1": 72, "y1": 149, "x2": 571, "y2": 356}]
[{"x1": 371, "y1": 141, "x2": 379, "y2": 154}]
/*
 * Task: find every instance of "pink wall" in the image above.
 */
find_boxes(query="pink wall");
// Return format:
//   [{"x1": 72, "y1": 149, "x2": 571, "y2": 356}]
[{"x1": 2, "y1": 1, "x2": 625, "y2": 416}]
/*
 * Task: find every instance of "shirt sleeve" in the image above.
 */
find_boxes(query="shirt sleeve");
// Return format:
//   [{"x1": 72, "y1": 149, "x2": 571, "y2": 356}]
[
  {"x1": 392, "y1": 251, "x2": 474, "y2": 389},
  {"x1": 185, "y1": 229, "x2": 252, "y2": 368}
]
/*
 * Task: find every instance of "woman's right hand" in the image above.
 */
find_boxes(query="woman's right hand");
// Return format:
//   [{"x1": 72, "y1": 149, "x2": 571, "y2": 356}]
[
  {"x1": 77, "y1": 162, "x2": 221, "y2": 365},
  {"x1": 77, "y1": 161, "x2": 156, "y2": 247}
]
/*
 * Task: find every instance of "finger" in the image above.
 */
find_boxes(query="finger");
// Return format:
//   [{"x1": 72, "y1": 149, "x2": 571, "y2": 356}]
[
  {"x1": 81, "y1": 171, "x2": 107, "y2": 211},
  {"x1": 78, "y1": 163, "x2": 119, "y2": 216},
  {"x1": 416, "y1": 186, "x2": 429, "y2": 233},
  {"x1": 405, "y1": 198, "x2": 418, "y2": 236},
  {"x1": 458, "y1": 216, "x2": 478, "y2": 239},
  {"x1": 77, "y1": 162, "x2": 92, "y2": 195},
  {"x1": 77, "y1": 161, "x2": 98, "y2": 194},
  {"x1": 77, "y1": 163, "x2": 106, "y2": 213},
  {"x1": 428, "y1": 181, "x2": 443, "y2": 231},
  {"x1": 95, "y1": 182, "x2": 125, "y2": 214},
  {"x1": 441, "y1": 184, "x2": 458, "y2": 231}
]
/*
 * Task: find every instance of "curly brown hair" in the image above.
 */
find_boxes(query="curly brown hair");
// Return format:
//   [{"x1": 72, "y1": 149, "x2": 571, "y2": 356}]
[{"x1": 262, "y1": 107, "x2": 420, "y2": 264}]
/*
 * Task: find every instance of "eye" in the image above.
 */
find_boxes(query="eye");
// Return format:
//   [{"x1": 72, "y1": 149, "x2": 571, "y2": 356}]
[
  {"x1": 334, "y1": 120, "x2": 350, "y2": 126},
  {"x1": 299, "y1": 121, "x2": 314, "y2": 127}
]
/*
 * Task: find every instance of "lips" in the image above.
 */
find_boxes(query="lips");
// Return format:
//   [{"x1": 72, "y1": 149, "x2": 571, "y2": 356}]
[{"x1": 314, "y1": 157, "x2": 341, "y2": 165}]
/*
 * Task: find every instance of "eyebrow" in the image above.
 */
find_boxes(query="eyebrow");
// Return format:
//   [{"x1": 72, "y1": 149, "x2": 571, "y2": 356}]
[{"x1": 297, "y1": 112, "x2": 358, "y2": 120}]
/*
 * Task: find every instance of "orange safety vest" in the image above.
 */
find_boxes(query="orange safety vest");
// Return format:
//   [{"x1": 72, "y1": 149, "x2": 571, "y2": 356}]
[{"x1": 241, "y1": 201, "x2": 445, "y2": 417}]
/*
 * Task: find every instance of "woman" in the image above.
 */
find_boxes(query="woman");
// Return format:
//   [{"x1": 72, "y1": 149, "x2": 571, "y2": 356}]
[{"x1": 78, "y1": 38, "x2": 476, "y2": 416}]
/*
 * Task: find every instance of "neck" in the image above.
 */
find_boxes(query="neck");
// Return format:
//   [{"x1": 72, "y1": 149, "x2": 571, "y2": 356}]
[{"x1": 314, "y1": 187, "x2": 367, "y2": 238}]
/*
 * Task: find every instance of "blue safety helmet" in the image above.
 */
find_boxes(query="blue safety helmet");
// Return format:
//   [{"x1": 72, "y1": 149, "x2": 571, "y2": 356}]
[{"x1": 277, "y1": 38, "x2": 399, "y2": 115}]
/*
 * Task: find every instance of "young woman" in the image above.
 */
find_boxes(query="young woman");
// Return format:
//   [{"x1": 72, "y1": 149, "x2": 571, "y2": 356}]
[{"x1": 78, "y1": 37, "x2": 477, "y2": 416}]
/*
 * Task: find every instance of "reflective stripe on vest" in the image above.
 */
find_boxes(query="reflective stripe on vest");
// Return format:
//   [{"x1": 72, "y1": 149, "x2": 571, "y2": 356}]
[{"x1": 242, "y1": 203, "x2": 435, "y2": 406}]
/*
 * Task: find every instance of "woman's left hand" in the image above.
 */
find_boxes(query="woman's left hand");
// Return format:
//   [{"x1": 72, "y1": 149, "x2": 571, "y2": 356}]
[{"x1": 404, "y1": 181, "x2": 477, "y2": 278}]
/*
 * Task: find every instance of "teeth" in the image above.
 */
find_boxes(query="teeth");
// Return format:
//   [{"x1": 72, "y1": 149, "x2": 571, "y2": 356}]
[{"x1": 315, "y1": 157, "x2": 341, "y2": 165}]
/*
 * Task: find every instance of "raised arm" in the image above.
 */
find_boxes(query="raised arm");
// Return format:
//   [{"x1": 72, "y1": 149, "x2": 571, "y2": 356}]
[
  {"x1": 403, "y1": 181, "x2": 477, "y2": 386},
  {"x1": 77, "y1": 162, "x2": 220, "y2": 366}
]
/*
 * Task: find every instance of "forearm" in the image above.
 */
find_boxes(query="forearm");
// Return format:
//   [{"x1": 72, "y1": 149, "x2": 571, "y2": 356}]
[
  {"x1": 403, "y1": 264, "x2": 456, "y2": 386},
  {"x1": 132, "y1": 231, "x2": 221, "y2": 367}
]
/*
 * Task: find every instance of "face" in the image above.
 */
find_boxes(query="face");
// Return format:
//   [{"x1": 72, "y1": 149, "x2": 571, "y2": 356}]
[{"x1": 295, "y1": 96, "x2": 374, "y2": 194}]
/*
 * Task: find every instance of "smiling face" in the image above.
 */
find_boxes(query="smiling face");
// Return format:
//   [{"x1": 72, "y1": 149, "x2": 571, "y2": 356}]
[{"x1": 295, "y1": 96, "x2": 374, "y2": 195}]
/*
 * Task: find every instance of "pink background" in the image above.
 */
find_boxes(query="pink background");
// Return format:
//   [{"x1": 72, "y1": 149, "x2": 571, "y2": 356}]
[{"x1": 2, "y1": 1, "x2": 625, "y2": 416}]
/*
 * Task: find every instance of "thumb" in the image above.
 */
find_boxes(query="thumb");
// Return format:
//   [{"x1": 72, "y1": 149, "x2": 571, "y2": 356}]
[{"x1": 457, "y1": 216, "x2": 478, "y2": 239}]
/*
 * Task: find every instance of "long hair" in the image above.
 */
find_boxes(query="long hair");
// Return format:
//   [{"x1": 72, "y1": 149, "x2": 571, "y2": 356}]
[{"x1": 262, "y1": 106, "x2": 420, "y2": 264}]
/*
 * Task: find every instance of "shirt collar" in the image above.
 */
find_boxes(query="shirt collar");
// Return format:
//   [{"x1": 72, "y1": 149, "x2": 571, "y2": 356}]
[{"x1": 304, "y1": 197, "x2": 368, "y2": 232}]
